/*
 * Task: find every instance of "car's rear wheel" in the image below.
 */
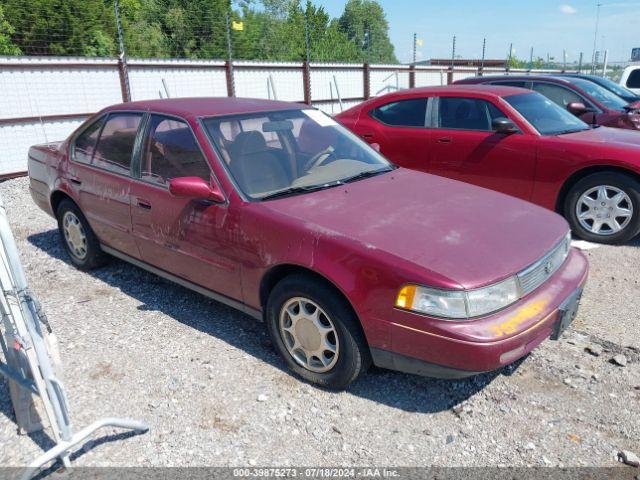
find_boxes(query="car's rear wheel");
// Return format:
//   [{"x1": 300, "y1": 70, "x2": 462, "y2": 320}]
[
  {"x1": 565, "y1": 172, "x2": 640, "y2": 244},
  {"x1": 56, "y1": 199, "x2": 109, "y2": 270},
  {"x1": 266, "y1": 274, "x2": 370, "y2": 389}
]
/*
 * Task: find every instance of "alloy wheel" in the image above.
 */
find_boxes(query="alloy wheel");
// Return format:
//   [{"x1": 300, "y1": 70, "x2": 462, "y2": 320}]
[{"x1": 279, "y1": 297, "x2": 339, "y2": 373}]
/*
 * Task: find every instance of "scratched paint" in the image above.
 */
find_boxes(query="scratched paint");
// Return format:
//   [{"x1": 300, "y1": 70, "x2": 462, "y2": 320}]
[{"x1": 489, "y1": 297, "x2": 550, "y2": 338}]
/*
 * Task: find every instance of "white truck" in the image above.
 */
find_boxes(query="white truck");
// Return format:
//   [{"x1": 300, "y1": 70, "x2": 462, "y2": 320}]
[{"x1": 620, "y1": 64, "x2": 640, "y2": 95}]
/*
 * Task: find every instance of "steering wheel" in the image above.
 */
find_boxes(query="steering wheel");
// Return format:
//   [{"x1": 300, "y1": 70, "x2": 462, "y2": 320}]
[{"x1": 305, "y1": 146, "x2": 336, "y2": 170}]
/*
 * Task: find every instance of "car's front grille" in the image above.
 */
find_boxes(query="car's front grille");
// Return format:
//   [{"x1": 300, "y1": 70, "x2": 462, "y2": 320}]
[{"x1": 517, "y1": 233, "x2": 571, "y2": 297}]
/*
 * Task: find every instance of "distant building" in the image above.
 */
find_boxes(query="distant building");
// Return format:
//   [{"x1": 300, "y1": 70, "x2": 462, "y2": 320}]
[
  {"x1": 632, "y1": 48, "x2": 640, "y2": 62},
  {"x1": 415, "y1": 59, "x2": 507, "y2": 68}
]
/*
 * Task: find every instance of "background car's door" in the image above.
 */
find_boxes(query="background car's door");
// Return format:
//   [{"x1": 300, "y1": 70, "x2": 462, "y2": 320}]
[
  {"x1": 353, "y1": 97, "x2": 432, "y2": 171},
  {"x1": 529, "y1": 81, "x2": 599, "y2": 124},
  {"x1": 428, "y1": 96, "x2": 537, "y2": 201},
  {"x1": 129, "y1": 114, "x2": 241, "y2": 300},
  {"x1": 68, "y1": 112, "x2": 143, "y2": 257}
]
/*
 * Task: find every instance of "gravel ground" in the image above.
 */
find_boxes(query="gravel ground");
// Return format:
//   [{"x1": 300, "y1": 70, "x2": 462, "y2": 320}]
[{"x1": 0, "y1": 176, "x2": 639, "y2": 469}]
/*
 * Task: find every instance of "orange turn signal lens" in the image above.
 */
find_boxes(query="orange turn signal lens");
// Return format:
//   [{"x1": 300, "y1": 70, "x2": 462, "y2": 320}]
[{"x1": 395, "y1": 285, "x2": 417, "y2": 309}]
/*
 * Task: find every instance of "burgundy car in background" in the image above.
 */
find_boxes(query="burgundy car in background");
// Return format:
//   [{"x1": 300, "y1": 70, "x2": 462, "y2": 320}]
[
  {"x1": 336, "y1": 85, "x2": 640, "y2": 244},
  {"x1": 27, "y1": 98, "x2": 587, "y2": 389},
  {"x1": 454, "y1": 75, "x2": 640, "y2": 131}
]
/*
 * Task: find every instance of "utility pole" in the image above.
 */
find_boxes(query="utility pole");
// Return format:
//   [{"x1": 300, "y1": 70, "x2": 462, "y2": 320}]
[
  {"x1": 578, "y1": 52, "x2": 583, "y2": 72},
  {"x1": 591, "y1": 3, "x2": 602, "y2": 74},
  {"x1": 450, "y1": 35, "x2": 456, "y2": 69},
  {"x1": 602, "y1": 49, "x2": 609, "y2": 77},
  {"x1": 413, "y1": 33, "x2": 417, "y2": 65},
  {"x1": 529, "y1": 47, "x2": 534, "y2": 70},
  {"x1": 481, "y1": 38, "x2": 486, "y2": 70},
  {"x1": 225, "y1": 10, "x2": 235, "y2": 96},
  {"x1": 114, "y1": 0, "x2": 130, "y2": 102}
]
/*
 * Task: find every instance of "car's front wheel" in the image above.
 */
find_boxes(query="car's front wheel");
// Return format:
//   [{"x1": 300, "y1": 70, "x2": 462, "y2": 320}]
[
  {"x1": 56, "y1": 199, "x2": 109, "y2": 270},
  {"x1": 565, "y1": 172, "x2": 640, "y2": 244},
  {"x1": 266, "y1": 274, "x2": 370, "y2": 389}
]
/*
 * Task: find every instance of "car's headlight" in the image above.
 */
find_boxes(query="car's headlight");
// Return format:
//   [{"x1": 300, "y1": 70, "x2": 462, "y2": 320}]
[{"x1": 395, "y1": 276, "x2": 520, "y2": 320}]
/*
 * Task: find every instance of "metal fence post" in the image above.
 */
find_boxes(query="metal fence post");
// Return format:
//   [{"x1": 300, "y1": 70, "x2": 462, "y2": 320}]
[
  {"x1": 114, "y1": 0, "x2": 131, "y2": 102},
  {"x1": 363, "y1": 63, "x2": 370, "y2": 100},
  {"x1": 409, "y1": 64, "x2": 415, "y2": 89},
  {"x1": 302, "y1": 61, "x2": 311, "y2": 105}
]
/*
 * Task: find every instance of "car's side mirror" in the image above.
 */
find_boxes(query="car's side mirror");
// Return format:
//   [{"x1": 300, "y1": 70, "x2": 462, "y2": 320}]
[
  {"x1": 169, "y1": 177, "x2": 225, "y2": 203},
  {"x1": 567, "y1": 102, "x2": 594, "y2": 116},
  {"x1": 624, "y1": 100, "x2": 640, "y2": 112},
  {"x1": 370, "y1": 142, "x2": 381, "y2": 153},
  {"x1": 491, "y1": 117, "x2": 518, "y2": 134}
]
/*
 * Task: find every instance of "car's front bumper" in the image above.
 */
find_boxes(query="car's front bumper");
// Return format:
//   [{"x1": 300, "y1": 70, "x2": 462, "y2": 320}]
[{"x1": 369, "y1": 248, "x2": 588, "y2": 377}]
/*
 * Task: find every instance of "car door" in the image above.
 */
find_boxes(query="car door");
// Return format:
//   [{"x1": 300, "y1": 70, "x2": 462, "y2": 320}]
[
  {"x1": 428, "y1": 96, "x2": 537, "y2": 201},
  {"x1": 67, "y1": 111, "x2": 143, "y2": 258},
  {"x1": 530, "y1": 81, "x2": 599, "y2": 124},
  {"x1": 128, "y1": 114, "x2": 241, "y2": 300},
  {"x1": 353, "y1": 97, "x2": 432, "y2": 171}
]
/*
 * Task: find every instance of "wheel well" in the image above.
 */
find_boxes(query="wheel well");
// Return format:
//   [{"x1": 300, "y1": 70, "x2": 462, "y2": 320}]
[
  {"x1": 50, "y1": 190, "x2": 75, "y2": 215},
  {"x1": 555, "y1": 166, "x2": 640, "y2": 213}
]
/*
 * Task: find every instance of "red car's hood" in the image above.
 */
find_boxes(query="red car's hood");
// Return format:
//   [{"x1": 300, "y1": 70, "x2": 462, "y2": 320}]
[
  {"x1": 263, "y1": 168, "x2": 569, "y2": 289},
  {"x1": 560, "y1": 126, "x2": 640, "y2": 147}
]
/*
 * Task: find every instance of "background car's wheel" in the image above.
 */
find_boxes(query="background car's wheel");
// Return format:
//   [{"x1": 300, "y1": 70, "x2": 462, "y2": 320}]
[
  {"x1": 266, "y1": 273, "x2": 371, "y2": 389},
  {"x1": 565, "y1": 172, "x2": 640, "y2": 244},
  {"x1": 56, "y1": 199, "x2": 109, "y2": 270}
]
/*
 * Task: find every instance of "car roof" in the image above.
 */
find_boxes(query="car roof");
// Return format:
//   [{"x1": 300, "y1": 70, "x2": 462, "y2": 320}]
[
  {"x1": 101, "y1": 97, "x2": 307, "y2": 120},
  {"x1": 456, "y1": 75, "x2": 575, "y2": 86},
  {"x1": 381, "y1": 84, "x2": 530, "y2": 98}
]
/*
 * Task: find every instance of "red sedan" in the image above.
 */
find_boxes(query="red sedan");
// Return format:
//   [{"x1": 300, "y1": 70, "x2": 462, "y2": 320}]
[
  {"x1": 337, "y1": 85, "x2": 640, "y2": 244},
  {"x1": 28, "y1": 98, "x2": 587, "y2": 388}
]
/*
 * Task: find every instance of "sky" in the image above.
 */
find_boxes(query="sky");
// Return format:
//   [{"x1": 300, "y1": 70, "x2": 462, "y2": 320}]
[{"x1": 316, "y1": 0, "x2": 640, "y2": 64}]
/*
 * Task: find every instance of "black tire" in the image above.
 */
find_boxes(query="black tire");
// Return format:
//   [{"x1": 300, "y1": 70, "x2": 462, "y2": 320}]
[
  {"x1": 56, "y1": 199, "x2": 109, "y2": 270},
  {"x1": 266, "y1": 273, "x2": 371, "y2": 389},
  {"x1": 564, "y1": 172, "x2": 640, "y2": 244}
]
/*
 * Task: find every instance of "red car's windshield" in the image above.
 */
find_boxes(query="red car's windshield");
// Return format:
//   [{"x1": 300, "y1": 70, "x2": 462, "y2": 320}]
[
  {"x1": 563, "y1": 77, "x2": 630, "y2": 111},
  {"x1": 203, "y1": 109, "x2": 393, "y2": 200},
  {"x1": 505, "y1": 93, "x2": 589, "y2": 136}
]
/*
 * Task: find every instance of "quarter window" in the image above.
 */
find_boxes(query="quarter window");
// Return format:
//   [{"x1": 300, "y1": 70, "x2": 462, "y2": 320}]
[
  {"x1": 92, "y1": 113, "x2": 143, "y2": 175},
  {"x1": 73, "y1": 116, "x2": 105, "y2": 164},
  {"x1": 531, "y1": 83, "x2": 583, "y2": 109},
  {"x1": 140, "y1": 115, "x2": 210, "y2": 186},
  {"x1": 437, "y1": 97, "x2": 505, "y2": 131},
  {"x1": 372, "y1": 98, "x2": 427, "y2": 127}
]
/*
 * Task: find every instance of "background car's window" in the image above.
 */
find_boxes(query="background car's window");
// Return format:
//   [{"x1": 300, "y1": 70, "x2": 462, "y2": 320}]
[
  {"x1": 563, "y1": 77, "x2": 628, "y2": 110},
  {"x1": 372, "y1": 98, "x2": 427, "y2": 127},
  {"x1": 626, "y1": 69, "x2": 640, "y2": 89},
  {"x1": 203, "y1": 109, "x2": 392, "y2": 200},
  {"x1": 73, "y1": 116, "x2": 105, "y2": 164},
  {"x1": 491, "y1": 81, "x2": 528, "y2": 88},
  {"x1": 141, "y1": 115, "x2": 210, "y2": 186},
  {"x1": 92, "y1": 113, "x2": 143, "y2": 175},
  {"x1": 505, "y1": 92, "x2": 588, "y2": 136},
  {"x1": 438, "y1": 97, "x2": 504, "y2": 131},
  {"x1": 531, "y1": 83, "x2": 583, "y2": 109}
]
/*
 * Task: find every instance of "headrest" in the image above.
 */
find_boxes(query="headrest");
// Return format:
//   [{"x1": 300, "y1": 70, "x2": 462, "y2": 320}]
[
  {"x1": 297, "y1": 119, "x2": 336, "y2": 154},
  {"x1": 235, "y1": 131, "x2": 267, "y2": 155}
]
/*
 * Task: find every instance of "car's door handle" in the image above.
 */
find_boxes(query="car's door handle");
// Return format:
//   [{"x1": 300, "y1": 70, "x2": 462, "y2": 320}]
[
  {"x1": 437, "y1": 137, "x2": 452, "y2": 144},
  {"x1": 69, "y1": 178, "x2": 82, "y2": 186},
  {"x1": 136, "y1": 198, "x2": 152, "y2": 210},
  {"x1": 362, "y1": 133, "x2": 374, "y2": 140}
]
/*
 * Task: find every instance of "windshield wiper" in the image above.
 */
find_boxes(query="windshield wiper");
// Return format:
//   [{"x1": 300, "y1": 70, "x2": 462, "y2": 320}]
[
  {"x1": 554, "y1": 128, "x2": 589, "y2": 135},
  {"x1": 259, "y1": 183, "x2": 339, "y2": 201},
  {"x1": 341, "y1": 167, "x2": 394, "y2": 184}
]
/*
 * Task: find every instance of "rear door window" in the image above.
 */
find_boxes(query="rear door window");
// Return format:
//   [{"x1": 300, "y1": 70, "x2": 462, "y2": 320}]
[
  {"x1": 531, "y1": 82, "x2": 584, "y2": 109},
  {"x1": 92, "y1": 113, "x2": 143, "y2": 175},
  {"x1": 372, "y1": 98, "x2": 427, "y2": 127},
  {"x1": 437, "y1": 97, "x2": 504, "y2": 131},
  {"x1": 73, "y1": 116, "x2": 105, "y2": 164},
  {"x1": 140, "y1": 115, "x2": 210, "y2": 186}
]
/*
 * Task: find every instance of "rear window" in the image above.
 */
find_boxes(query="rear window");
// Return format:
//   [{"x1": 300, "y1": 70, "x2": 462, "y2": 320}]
[
  {"x1": 627, "y1": 69, "x2": 640, "y2": 89},
  {"x1": 372, "y1": 98, "x2": 427, "y2": 127}
]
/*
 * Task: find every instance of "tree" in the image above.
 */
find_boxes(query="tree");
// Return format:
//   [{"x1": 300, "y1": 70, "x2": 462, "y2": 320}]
[
  {"x1": 0, "y1": 5, "x2": 21, "y2": 55},
  {"x1": 337, "y1": 0, "x2": 397, "y2": 63}
]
